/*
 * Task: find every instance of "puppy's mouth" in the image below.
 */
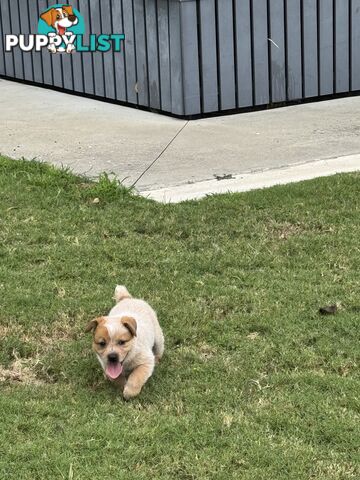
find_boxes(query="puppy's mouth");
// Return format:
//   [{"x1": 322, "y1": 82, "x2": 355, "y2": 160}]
[
  {"x1": 57, "y1": 25, "x2": 67, "y2": 35},
  {"x1": 105, "y1": 361, "x2": 123, "y2": 380}
]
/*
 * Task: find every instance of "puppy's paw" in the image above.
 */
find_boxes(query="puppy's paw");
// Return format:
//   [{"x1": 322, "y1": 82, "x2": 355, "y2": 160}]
[
  {"x1": 66, "y1": 44, "x2": 75, "y2": 53},
  {"x1": 48, "y1": 44, "x2": 57, "y2": 54},
  {"x1": 123, "y1": 383, "x2": 141, "y2": 400}
]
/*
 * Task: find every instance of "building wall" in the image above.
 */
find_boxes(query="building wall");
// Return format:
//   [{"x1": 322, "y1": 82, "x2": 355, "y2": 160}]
[{"x1": 1, "y1": 0, "x2": 359, "y2": 118}]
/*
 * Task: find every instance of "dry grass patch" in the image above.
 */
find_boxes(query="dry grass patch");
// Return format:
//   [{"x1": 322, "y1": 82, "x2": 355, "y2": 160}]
[
  {"x1": 266, "y1": 220, "x2": 335, "y2": 240},
  {"x1": 0, "y1": 352, "x2": 44, "y2": 385}
]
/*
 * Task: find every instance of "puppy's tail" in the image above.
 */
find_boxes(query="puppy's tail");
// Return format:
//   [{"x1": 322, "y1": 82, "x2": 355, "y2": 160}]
[{"x1": 114, "y1": 285, "x2": 132, "y2": 303}]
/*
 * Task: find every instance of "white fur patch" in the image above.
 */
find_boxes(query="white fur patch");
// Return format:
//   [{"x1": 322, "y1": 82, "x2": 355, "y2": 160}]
[
  {"x1": 105, "y1": 316, "x2": 128, "y2": 338},
  {"x1": 96, "y1": 353, "x2": 105, "y2": 370}
]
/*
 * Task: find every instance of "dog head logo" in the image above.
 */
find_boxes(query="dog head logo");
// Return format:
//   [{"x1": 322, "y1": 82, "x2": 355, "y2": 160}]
[
  {"x1": 6, "y1": 4, "x2": 124, "y2": 54},
  {"x1": 38, "y1": 3, "x2": 84, "y2": 53},
  {"x1": 40, "y1": 5, "x2": 78, "y2": 35}
]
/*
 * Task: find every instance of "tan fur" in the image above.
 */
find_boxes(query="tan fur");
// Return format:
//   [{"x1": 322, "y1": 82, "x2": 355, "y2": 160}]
[
  {"x1": 40, "y1": 6, "x2": 76, "y2": 29},
  {"x1": 121, "y1": 316, "x2": 137, "y2": 337},
  {"x1": 86, "y1": 286, "x2": 164, "y2": 400},
  {"x1": 40, "y1": 9, "x2": 57, "y2": 27},
  {"x1": 62, "y1": 5, "x2": 75, "y2": 17},
  {"x1": 85, "y1": 316, "x2": 104, "y2": 333}
]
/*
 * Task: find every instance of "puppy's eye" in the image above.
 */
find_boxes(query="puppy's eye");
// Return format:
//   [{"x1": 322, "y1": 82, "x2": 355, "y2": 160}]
[
  {"x1": 118, "y1": 340, "x2": 126, "y2": 346},
  {"x1": 56, "y1": 14, "x2": 61, "y2": 19},
  {"x1": 98, "y1": 341, "x2": 106, "y2": 348}
]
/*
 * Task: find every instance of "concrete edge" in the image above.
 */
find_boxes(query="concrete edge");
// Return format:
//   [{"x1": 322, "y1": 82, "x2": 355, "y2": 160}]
[{"x1": 139, "y1": 154, "x2": 360, "y2": 203}]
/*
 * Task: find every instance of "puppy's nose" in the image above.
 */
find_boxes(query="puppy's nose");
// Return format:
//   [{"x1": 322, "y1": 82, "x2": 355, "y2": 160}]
[
  {"x1": 108, "y1": 352, "x2": 118, "y2": 363},
  {"x1": 68, "y1": 15, "x2": 77, "y2": 22}
]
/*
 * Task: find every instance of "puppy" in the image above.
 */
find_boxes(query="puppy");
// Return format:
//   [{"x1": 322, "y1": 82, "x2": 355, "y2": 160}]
[
  {"x1": 85, "y1": 286, "x2": 164, "y2": 400},
  {"x1": 40, "y1": 5, "x2": 78, "y2": 53}
]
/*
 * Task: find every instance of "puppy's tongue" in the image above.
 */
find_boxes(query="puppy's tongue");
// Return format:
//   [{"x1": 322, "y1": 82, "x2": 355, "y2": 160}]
[{"x1": 106, "y1": 363, "x2": 123, "y2": 380}]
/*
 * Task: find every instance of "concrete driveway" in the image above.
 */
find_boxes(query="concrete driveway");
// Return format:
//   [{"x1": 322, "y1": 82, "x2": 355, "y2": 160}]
[{"x1": 1, "y1": 79, "x2": 359, "y2": 201}]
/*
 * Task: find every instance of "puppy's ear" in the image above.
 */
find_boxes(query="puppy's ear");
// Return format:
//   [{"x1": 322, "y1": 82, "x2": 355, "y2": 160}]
[
  {"x1": 121, "y1": 316, "x2": 137, "y2": 337},
  {"x1": 63, "y1": 5, "x2": 74, "y2": 16},
  {"x1": 40, "y1": 9, "x2": 55, "y2": 26},
  {"x1": 85, "y1": 317, "x2": 103, "y2": 333}
]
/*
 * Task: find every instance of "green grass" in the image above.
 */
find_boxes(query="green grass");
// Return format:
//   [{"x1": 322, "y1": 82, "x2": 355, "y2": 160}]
[{"x1": 0, "y1": 156, "x2": 359, "y2": 480}]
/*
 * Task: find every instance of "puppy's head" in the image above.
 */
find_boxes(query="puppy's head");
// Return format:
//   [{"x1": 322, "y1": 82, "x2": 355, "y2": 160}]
[
  {"x1": 40, "y1": 6, "x2": 78, "y2": 33},
  {"x1": 85, "y1": 316, "x2": 137, "y2": 380}
]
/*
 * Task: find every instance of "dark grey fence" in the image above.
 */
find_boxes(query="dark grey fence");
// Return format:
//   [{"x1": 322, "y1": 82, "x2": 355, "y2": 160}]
[{"x1": 1, "y1": 0, "x2": 359, "y2": 118}]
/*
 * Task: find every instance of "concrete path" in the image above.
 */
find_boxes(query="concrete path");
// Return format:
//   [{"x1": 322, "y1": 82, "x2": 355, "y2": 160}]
[
  {"x1": 143, "y1": 155, "x2": 360, "y2": 202},
  {"x1": 1, "y1": 79, "x2": 359, "y2": 202}
]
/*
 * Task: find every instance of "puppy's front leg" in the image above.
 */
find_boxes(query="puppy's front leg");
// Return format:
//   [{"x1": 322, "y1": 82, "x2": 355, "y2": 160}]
[{"x1": 123, "y1": 360, "x2": 154, "y2": 400}]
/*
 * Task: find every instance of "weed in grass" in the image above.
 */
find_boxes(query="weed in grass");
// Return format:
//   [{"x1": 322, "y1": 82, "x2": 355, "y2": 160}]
[{"x1": 80, "y1": 172, "x2": 134, "y2": 203}]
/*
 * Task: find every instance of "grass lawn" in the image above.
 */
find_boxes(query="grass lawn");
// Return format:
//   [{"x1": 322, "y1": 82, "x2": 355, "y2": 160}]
[{"x1": 0, "y1": 156, "x2": 359, "y2": 480}]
